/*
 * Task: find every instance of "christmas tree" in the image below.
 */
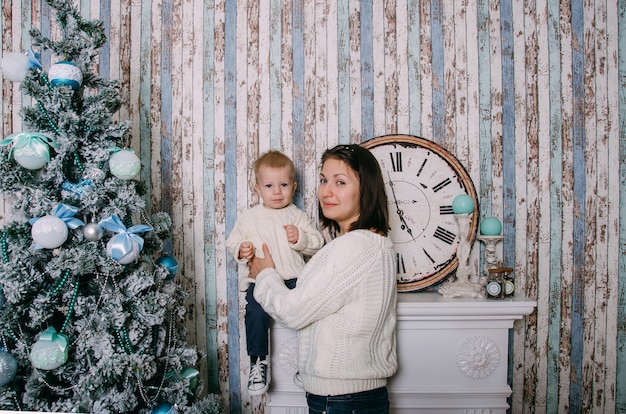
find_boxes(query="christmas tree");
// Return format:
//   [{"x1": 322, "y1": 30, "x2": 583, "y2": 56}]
[{"x1": 0, "y1": 1, "x2": 222, "y2": 412}]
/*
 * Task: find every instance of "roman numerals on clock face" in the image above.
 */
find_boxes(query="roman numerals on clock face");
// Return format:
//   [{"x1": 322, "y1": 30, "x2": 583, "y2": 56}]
[{"x1": 367, "y1": 142, "x2": 473, "y2": 282}]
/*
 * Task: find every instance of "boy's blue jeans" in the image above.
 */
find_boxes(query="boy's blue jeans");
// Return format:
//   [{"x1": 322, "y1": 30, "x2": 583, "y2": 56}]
[
  {"x1": 306, "y1": 387, "x2": 390, "y2": 414},
  {"x1": 245, "y1": 278, "x2": 297, "y2": 356}
]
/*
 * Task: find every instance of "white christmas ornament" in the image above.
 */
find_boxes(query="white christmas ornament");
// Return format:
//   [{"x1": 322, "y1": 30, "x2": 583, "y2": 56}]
[
  {"x1": 109, "y1": 149, "x2": 141, "y2": 180},
  {"x1": 31, "y1": 215, "x2": 68, "y2": 249},
  {"x1": 30, "y1": 328, "x2": 69, "y2": 370},
  {"x1": 0, "y1": 52, "x2": 29, "y2": 82},
  {"x1": 107, "y1": 237, "x2": 140, "y2": 264},
  {"x1": 48, "y1": 61, "x2": 83, "y2": 89},
  {"x1": 14, "y1": 145, "x2": 49, "y2": 170},
  {"x1": 0, "y1": 131, "x2": 57, "y2": 170}
]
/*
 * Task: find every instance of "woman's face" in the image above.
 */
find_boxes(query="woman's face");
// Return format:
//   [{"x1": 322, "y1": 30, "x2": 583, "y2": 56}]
[{"x1": 318, "y1": 158, "x2": 360, "y2": 234}]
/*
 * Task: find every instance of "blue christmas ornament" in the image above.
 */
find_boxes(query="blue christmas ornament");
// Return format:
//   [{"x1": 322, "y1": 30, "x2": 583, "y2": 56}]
[
  {"x1": 0, "y1": 349, "x2": 18, "y2": 386},
  {"x1": 155, "y1": 255, "x2": 179, "y2": 280},
  {"x1": 151, "y1": 403, "x2": 178, "y2": 414},
  {"x1": 48, "y1": 61, "x2": 83, "y2": 89}
]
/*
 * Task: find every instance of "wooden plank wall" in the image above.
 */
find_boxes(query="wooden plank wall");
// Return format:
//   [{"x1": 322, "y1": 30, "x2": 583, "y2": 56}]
[{"x1": 0, "y1": 1, "x2": 624, "y2": 413}]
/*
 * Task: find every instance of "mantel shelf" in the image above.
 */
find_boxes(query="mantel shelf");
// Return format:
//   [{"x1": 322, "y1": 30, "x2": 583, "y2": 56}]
[{"x1": 396, "y1": 292, "x2": 537, "y2": 319}]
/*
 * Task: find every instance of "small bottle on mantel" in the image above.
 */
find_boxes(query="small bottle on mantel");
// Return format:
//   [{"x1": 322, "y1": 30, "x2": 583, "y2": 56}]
[
  {"x1": 486, "y1": 268, "x2": 505, "y2": 299},
  {"x1": 502, "y1": 267, "x2": 515, "y2": 297}
]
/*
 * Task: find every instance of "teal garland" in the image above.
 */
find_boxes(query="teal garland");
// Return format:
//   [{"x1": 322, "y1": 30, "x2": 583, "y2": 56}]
[
  {"x1": 73, "y1": 150, "x2": 84, "y2": 174},
  {"x1": 5, "y1": 330, "x2": 18, "y2": 341},
  {"x1": 51, "y1": 269, "x2": 71, "y2": 296},
  {"x1": 39, "y1": 72, "x2": 53, "y2": 90},
  {"x1": 1, "y1": 232, "x2": 8, "y2": 263},
  {"x1": 114, "y1": 325, "x2": 133, "y2": 354},
  {"x1": 59, "y1": 277, "x2": 80, "y2": 335},
  {"x1": 36, "y1": 72, "x2": 60, "y2": 136},
  {"x1": 36, "y1": 101, "x2": 61, "y2": 136}
]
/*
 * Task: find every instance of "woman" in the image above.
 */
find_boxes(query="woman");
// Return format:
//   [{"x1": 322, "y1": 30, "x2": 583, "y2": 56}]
[{"x1": 248, "y1": 144, "x2": 398, "y2": 414}]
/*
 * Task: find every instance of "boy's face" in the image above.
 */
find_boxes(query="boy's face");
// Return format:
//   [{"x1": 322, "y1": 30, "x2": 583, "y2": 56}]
[{"x1": 255, "y1": 166, "x2": 297, "y2": 209}]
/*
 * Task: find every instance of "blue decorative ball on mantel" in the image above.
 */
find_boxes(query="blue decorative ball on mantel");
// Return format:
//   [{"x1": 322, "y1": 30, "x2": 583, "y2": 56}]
[
  {"x1": 480, "y1": 217, "x2": 503, "y2": 236},
  {"x1": 155, "y1": 255, "x2": 179, "y2": 280},
  {"x1": 452, "y1": 194, "x2": 475, "y2": 214}
]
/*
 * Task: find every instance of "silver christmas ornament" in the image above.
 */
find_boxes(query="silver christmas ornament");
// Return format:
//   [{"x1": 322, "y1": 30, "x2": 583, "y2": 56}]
[{"x1": 83, "y1": 223, "x2": 103, "y2": 241}]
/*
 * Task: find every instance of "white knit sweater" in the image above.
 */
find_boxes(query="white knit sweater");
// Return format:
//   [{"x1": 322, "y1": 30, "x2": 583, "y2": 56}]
[
  {"x1": 225, "y1": 203, "x2": 325, "y2": 291},
  {"x1": 253, "y1": 229, "x2": 398, "y2": 396}
]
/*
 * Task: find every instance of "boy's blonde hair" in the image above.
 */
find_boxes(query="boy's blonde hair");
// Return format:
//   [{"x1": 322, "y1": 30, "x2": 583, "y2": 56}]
[{"x1": 254, "y1": 150, "x2": 296, "y2": 183}]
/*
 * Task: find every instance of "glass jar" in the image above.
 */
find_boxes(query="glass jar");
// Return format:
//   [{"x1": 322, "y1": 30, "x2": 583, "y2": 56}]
[
  {"x1": 502, "y1": 267, "x2": 515, "y2": 297},
  {"x1": 486, "y1": 268, "x2": 505, "y2": 299}
]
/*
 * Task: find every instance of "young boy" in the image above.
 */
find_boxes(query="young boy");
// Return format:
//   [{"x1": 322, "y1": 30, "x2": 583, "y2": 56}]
[{"x1": 226, "y1": 150, "x2": 325, "y2": 396}]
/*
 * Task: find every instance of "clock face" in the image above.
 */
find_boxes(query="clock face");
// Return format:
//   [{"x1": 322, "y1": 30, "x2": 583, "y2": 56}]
[{"x1": 361, "y1": 135, "x2": 479, "y2": 292}]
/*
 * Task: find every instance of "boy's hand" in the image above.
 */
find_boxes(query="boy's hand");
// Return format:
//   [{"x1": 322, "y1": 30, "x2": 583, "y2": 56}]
[
  {"x1": 238, "y1": 241, "x2": 254, "y2": 260},
  {"x1": 283, "y1": 225, "x2": 299, "y2": 244}
]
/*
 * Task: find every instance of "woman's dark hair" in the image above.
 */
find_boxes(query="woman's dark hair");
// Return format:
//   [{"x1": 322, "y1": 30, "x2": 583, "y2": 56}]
[{"x1": 318, "y1": 144, "x2": 389, "y2": 236}]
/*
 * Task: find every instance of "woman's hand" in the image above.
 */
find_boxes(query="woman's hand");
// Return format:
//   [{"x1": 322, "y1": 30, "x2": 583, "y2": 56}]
[{"x1": 248, "y1": 243, "x2": 276, "y2": 279}]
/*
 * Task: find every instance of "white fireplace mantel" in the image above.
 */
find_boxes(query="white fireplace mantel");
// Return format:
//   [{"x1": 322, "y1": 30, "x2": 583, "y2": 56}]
[{"x1": 268, "y1": 292, "x2": 536, "y2": 414}]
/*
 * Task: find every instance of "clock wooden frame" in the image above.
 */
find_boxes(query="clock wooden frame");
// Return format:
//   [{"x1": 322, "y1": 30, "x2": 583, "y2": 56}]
[{"x1": 361, "y1": 134, "x2": 479, "y2": 292}]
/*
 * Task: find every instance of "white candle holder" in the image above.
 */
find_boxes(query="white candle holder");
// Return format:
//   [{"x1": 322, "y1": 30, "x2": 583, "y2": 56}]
[
  {"x1": 439, "y1": 213, "x2": 484, "y2": 298},
  {"x1": 477, "y1": 235, "x2": 504, "y2": 276}
]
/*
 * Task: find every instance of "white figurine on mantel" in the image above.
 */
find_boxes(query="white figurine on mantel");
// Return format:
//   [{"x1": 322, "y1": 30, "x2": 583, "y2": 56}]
[{"x1": 438, "y1": 213, "x2": 485, "y2": 298}]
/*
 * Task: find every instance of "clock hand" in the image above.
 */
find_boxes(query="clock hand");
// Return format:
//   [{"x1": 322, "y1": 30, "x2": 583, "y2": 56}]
[{"x1": 387, "y1": 172, "x2": 414, "y2": 239}]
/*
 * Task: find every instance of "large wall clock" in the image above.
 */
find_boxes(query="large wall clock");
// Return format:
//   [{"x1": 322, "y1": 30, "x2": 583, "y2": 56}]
[{"x1": 361, "y1": 134, "x2": 479, "y2": 292}]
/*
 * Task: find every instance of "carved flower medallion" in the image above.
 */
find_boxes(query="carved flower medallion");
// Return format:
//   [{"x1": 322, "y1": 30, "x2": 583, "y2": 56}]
[{"x1": 455, "y1": 336, "x2": 501, "y2": 379}]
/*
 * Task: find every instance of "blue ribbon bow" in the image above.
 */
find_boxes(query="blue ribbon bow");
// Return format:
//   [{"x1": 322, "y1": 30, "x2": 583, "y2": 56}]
[
  {"x1": 99, "y1": 216, "x2": 152, "y2": 261},
  {"x1": 26, "y1": 48, "x2": 42, "y2": 70},
  {"x1": 37, "y1": 327, "x2": 69, "y2": 350},
  {"x1": 28, "y1": 204, "x2": 85, "y2": 229},
  {"x1": 28, "y1": 204, "x2": 84, "y2": 250}
]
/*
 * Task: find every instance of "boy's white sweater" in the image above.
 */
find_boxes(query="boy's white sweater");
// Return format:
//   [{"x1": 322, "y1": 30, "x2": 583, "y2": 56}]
[{"x1": 225, "y1": 203, "x2": 324, "y2": 291}]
